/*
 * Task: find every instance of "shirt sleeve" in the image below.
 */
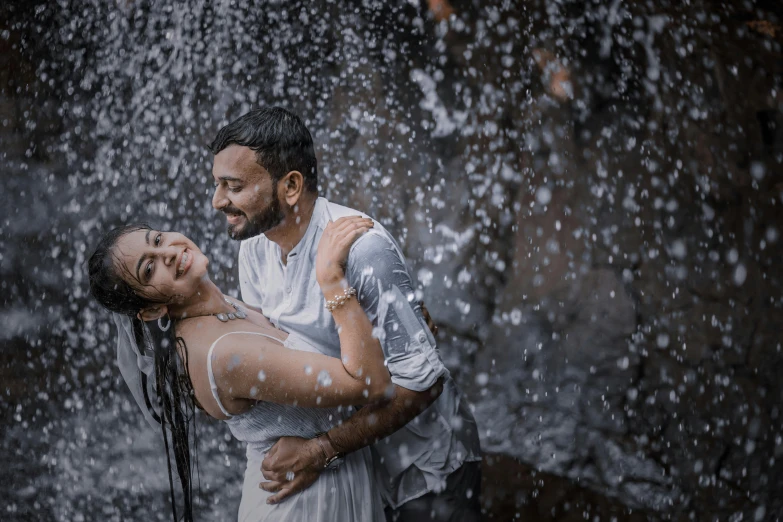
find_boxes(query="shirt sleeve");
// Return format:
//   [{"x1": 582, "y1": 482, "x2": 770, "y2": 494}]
[
  {"x1": 238, "y1": 241, "x2": 264, "y2": 310},
  {"x1": 345, "y1": 232, "x2": 448, "y2": 392}
]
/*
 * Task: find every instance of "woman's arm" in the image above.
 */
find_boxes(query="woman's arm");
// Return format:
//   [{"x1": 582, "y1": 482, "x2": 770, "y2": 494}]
[
  {"x1": 314, "y1": 217, "x2": 392, "y2": 392},
  {"x1": 210, "y1": 217, "x2": 393, "y2": 413},
  {"x1": 209, "y1": 331, "x2": 390, "y2": 410}
]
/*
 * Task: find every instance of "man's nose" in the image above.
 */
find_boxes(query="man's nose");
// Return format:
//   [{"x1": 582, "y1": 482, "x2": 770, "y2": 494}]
[{"x1": 212, "y1": 185, "x2": 227, "y2": 210}]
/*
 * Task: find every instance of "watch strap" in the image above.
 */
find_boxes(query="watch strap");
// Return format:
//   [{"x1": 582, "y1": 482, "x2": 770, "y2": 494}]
[{"x1": 315, "y1": 432, "x2": 343, "y2": 470}]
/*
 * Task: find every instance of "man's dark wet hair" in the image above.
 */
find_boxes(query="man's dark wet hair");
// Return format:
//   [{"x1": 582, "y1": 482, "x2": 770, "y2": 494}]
[{"x1": 209, "y1": 107, "x2": 318, "y2": 194}]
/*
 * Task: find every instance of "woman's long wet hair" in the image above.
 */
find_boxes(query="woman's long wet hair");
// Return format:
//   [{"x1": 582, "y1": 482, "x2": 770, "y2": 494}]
[{"x1": 88, "y1": 224, "x2": 198, "y2": 521}]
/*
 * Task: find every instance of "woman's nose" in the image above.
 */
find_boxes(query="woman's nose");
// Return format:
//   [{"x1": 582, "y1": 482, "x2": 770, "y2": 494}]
[{"x1": 162, "y1": 246, "x2": 179, "y2": 265}]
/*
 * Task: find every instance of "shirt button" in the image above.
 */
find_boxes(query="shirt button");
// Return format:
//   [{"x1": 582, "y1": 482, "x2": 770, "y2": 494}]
[{"x1": 417, "y1": 333, "x2": 427, "y2": 343}]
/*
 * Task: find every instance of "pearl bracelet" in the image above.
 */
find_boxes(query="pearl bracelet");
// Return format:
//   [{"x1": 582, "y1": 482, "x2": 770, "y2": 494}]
[{"x1": 325, "y1": 287, "x2": 357, "y2": 312}]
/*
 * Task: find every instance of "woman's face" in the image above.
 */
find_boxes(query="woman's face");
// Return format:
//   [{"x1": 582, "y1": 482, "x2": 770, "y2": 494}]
[{"x1": 113, "y1": 229, "x2": 209, "y2": 304}]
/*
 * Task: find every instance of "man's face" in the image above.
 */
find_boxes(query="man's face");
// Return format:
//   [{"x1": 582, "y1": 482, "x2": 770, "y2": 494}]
[{"x1": 211, "y1": 145, "x2": 284, "y2": 240}]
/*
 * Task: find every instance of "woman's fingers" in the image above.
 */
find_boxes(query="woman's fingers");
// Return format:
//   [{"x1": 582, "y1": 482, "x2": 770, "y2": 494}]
[
  {"x1": 333, "y1": 229, "x2": 371, "y2": 258},
  {"x1": 326, "y1": 217, "x2": 372, "y2": 240},
  {"x1": 332, "y1": 215, "x2": 368, "y2": 226},
  {"x1": 341, "y1": 222, "x2": 373, "y2": 242},
  {"x1": 331, "y1": 217, "x2": 372, "y2": 236},
  {"x1": 316, "y1": 217, "x2": 373, "y2": 284},
  {"x1": 340, "y1": 224, "x2": 371, "y2": 242},
  {"x1": 329, "y1": 220, "x2": 373, "y2": 254},
  {"x1": 333, "y1": 215, "x2": 372, "y2": 228}
]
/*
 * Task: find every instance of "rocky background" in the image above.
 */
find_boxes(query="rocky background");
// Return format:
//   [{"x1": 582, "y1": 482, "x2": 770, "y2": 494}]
[{"x1": 1, "y1": 0, "x2": 781, "y2": 520}]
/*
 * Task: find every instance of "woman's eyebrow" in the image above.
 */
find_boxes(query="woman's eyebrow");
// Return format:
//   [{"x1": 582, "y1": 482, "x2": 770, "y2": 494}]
[{"x1": 135, "y1": 230, "x2": 153, "y2": 282}]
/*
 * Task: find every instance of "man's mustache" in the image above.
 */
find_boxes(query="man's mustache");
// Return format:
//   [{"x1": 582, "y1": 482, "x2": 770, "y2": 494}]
[{"x1": 221, "y1": 206, "x2": 245, "y2": 217}]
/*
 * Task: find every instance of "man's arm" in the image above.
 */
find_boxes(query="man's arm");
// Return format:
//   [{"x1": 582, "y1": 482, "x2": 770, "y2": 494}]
[
  {"x1": 327, "y1": 298, "x2": 444, "y2": 449},
  {"x1": 260, "y1": 380, "x2": 443, "y2": 504},
  {"x1": 327, "y1": 378, "x2": 444, "y2": 451},
  {"x1": 260, "y1": 232, "x2": 448, "y2": 504}
]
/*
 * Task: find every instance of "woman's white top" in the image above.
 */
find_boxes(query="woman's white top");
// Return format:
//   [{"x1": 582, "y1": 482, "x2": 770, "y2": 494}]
[{"x1": 207, "y1": 330, "x2": 384, "y2": 522}]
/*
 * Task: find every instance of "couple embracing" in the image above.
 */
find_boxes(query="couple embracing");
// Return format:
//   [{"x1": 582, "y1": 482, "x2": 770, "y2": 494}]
[{"x1": 88, "y1": 107, "x2": 481, "y2": 521}]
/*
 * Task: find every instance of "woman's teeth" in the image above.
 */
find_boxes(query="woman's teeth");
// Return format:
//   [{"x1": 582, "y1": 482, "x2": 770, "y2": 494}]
[{"x1": 177, "y1": 252, "x2": 189, "y2": 276}]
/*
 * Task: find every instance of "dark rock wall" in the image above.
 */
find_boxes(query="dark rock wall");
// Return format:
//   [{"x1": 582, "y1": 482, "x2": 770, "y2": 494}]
[{"x1": 1, "y1": 1, "x2": 781, "y2": 520}]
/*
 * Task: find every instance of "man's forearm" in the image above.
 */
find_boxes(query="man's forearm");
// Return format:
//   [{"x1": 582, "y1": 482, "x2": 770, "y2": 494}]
[{"x1": 328, "y1": 379, "x2": 444, "y2": 454}]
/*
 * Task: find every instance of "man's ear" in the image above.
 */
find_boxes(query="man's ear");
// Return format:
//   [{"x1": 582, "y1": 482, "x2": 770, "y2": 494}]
[
  {"x1": 137, "y1": 305, "x2": 169, "y2": 322},
  {"x1": 280, "y1": 170, "x2": 305, "y2": 207}
]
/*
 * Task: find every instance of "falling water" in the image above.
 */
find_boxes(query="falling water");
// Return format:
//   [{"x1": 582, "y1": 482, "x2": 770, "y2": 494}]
[{"x1": 1, "y1": 1, "x2": 781, "y2": 520}]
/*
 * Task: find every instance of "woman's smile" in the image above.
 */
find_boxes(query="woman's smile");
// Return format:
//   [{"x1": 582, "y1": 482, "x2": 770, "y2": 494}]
[{"x1": 176, "y1": 248, "x2": 193, "y2": 278}]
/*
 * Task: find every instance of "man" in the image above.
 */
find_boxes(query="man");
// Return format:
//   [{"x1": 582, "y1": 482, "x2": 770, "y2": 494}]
[{"x1": 209, "y1": 107, "x2": 481, "y2": 521}]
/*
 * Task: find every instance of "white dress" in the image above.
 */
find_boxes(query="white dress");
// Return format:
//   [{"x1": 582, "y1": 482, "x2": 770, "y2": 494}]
[{"x1": 206, "y1": 331, "x2": 385, "y2": 522}]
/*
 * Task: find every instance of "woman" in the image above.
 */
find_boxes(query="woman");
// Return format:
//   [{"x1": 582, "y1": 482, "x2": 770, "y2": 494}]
[{"x1": 88, "y1": 216, "x2": 389, "y2": 521}]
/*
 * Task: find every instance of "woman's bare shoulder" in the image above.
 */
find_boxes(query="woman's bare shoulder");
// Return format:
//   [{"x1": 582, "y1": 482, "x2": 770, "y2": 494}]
[
  {"x1": 175, "y1": 318, "x2": 287, "y2": 368},
  {"x1": 173, "y1": 320, "x2": 268, "y2": 419},
  {"x1": 174, "y1": 318, "x2": 221, "y2": 357}
]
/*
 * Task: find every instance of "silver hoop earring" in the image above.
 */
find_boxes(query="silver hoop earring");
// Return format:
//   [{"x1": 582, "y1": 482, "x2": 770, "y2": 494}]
[{"x1": 158, "y1": 316, "x2": 171, "y2": 332}]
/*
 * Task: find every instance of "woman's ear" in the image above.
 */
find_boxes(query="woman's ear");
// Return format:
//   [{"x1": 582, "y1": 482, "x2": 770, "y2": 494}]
[
  {"x1": 280, "y1": 170, "x2": 304, "y2": 206},
  {"x1": 137, "y1": 305, "x2": 169, "y2": 322}
]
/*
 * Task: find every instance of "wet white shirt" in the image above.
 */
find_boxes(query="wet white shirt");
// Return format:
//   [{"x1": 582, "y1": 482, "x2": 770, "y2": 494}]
[{"x1": 238, "y1": 197, "x2": 481, "y2": 507}]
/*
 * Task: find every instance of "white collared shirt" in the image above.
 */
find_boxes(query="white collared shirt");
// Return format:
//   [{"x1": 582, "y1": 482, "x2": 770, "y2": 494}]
[{"x1": 239, "y1": 197, "x2": 481, "y2": 507}]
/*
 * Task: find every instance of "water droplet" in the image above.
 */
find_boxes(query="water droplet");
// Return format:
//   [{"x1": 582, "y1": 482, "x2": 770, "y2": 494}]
[
  {"x1": 733, "y1": 264, "x2": 747, "y2": 286},
  {"x1": 750, "y1": 162, "x2": 765, "y2": 181},
  {"x1": 535, "y1": 186, "x2": 552, "y2": 205},
  {"x1": 726, "y1": 248, "x2": 739, "y2": 264},
  {"x1": 670, "y1": 239, "x2": 687, "y2": 260},
  {"x1": 317, "y1": 370, "x2": 332, "y2": 387}
]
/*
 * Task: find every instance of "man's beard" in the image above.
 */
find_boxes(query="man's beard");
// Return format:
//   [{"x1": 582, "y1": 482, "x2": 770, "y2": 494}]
[{"x1": 225, "y1": 197, "x2": 284, "y2": 241}]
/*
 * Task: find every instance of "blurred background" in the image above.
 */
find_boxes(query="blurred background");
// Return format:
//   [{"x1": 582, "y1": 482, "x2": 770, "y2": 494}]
[{"x1": 1, "y1": 0, "x2": 781, "y2": 520}]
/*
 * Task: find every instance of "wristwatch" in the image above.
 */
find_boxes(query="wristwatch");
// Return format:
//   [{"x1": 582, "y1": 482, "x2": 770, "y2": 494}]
[{"x1": 315, "y1": 432, "x2": 344, "y2": 470}]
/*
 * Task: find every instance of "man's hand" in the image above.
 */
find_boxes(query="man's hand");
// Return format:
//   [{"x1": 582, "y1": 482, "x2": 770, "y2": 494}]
[
  {"x1": 420, "y1": 301, "x2": 439, "y2": 336},
  {"x1": 260, "y1": 436, "x2": 324, "y2": 504}
]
